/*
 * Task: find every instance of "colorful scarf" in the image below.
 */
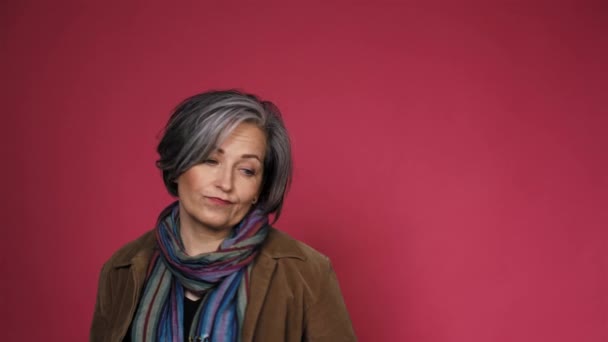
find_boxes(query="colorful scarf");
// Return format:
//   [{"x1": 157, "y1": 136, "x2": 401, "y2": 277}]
[{"x1": 131, "y1": 201, "x2": 269, "y2": 342}]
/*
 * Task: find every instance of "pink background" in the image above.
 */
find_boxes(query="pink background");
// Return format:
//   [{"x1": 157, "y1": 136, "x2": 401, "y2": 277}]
[{"x1": 2, "y1": 1, "x2": 607, "y2": 341}]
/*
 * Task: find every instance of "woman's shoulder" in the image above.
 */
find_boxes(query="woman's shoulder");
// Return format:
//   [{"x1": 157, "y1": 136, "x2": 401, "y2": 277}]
[
  {"x1": 102, "y1": 230, "x2": 157, "y2": 268},
  {"x1": 261, "y1": 227, "x2": 332, "y2": 272}
]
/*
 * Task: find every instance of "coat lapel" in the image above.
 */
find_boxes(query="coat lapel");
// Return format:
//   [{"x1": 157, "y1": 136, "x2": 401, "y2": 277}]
[
  {"x1": 241, "y1": 254, "x2": 277, "y2": 342},
  {"x1": 240, "y1": 228, "x2": 306, "y2": 341},
  {"x1": 108, "y1": 232, "x2": 157, "y2": 342}
]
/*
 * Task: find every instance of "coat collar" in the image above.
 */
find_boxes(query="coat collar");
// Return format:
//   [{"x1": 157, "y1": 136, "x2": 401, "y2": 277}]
[
  {"x1": 110, "y1": 230, "x2": 156, "y2": 269},
  {"x1": 259, "y1": 227, "x2": 307, "y2": 261}
]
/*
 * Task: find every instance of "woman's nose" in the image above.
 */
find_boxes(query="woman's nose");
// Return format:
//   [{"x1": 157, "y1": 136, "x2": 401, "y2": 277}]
[{"x1": 214, "y1": 165, "x2": 233, "y2": 191}]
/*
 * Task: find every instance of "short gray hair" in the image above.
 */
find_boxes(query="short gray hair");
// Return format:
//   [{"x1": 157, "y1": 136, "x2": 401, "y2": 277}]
[{"x1": 156, "y1": 89, "x2": 293, "y2": 221}]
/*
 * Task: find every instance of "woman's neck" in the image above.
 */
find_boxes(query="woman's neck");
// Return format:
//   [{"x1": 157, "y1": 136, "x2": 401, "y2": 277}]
[{"x1": 178, "y1": 210, "x2": 231, "y2": 256}]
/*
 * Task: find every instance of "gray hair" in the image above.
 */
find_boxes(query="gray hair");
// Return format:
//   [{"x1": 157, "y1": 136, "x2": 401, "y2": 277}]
[{"x1": 156, "y1": 89, "x2": 293, "y2": 221}]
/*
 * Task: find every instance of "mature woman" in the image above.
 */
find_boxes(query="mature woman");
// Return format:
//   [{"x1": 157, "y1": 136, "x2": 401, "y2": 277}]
[{"x1": 90, "y1": 90, "x2": 356, "y2": 342}]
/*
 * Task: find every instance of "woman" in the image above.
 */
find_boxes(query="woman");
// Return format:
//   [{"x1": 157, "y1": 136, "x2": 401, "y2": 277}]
[{"x1": 90, "y1": 90, "x2": 356, "y2": 342}]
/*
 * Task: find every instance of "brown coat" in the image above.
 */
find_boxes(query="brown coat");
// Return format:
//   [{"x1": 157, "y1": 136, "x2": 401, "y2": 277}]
[{"x1": 90, "y1": 227, "x2": 357, "y2": 342}]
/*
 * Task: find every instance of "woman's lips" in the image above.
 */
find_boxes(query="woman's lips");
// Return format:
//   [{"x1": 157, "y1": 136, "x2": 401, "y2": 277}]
[{"x1": 205, "y1": 197, "x2": 233, "y2": 205}]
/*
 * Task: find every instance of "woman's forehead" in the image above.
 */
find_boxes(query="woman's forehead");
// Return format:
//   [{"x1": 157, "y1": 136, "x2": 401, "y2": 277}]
[{"x1": 213, "y1": 123, "x2": 267, "y2": 159}]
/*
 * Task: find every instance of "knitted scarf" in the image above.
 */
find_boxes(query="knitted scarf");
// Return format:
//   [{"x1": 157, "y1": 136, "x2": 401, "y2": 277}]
[{"x1": 130, "y1": 201, "x2": 269, "y2": 342}]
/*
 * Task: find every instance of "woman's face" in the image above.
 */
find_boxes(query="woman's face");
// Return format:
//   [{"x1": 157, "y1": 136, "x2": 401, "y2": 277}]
[{"x1": 176, "y1": 122, "x2": 266, "y2": 232}]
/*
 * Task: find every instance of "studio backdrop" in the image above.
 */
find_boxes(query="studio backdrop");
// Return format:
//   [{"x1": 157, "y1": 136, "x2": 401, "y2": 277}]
[{"x1": 2, "y1": 1, "x2": 606, "y2": 341}]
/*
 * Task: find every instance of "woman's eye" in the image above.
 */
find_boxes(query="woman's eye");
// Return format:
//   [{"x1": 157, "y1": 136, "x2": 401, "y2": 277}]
[
  {"x1": 241, "y1": 168, "x2": 256, "y2": 176},
  {"x1": 203, "y1": 159, "x2": 218, "y2": 165}
]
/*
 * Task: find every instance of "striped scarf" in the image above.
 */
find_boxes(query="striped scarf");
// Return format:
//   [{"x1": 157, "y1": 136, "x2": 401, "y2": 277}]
[{"x1": 131, "y1": 201, "x2": 269, "y2": 342}]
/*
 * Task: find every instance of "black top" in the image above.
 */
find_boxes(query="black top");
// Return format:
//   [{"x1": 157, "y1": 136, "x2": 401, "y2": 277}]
[
  {"x1": 183, "y1": 296, "x2": 203, "y2": 338},
  {"x1": 123, "y1": 296, "x2": 203, "y2": 342}
]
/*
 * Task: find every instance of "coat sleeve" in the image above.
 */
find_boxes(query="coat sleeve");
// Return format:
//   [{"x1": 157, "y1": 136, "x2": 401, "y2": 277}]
[
  {"x1": 90, "y1": 262, "x2": 112, "y2": 342},
  {"x1": 304, "y1": 259, "x2": 357, "y2": 342}
]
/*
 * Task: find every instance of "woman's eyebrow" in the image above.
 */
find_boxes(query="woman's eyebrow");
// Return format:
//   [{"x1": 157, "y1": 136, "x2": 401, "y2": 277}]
[
  {"x1": 240, "y1": 154, "x2": 262, "y2": 161},
  {"x1": 216, "y1": 148, "x2": 261, "y2": 162}
]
